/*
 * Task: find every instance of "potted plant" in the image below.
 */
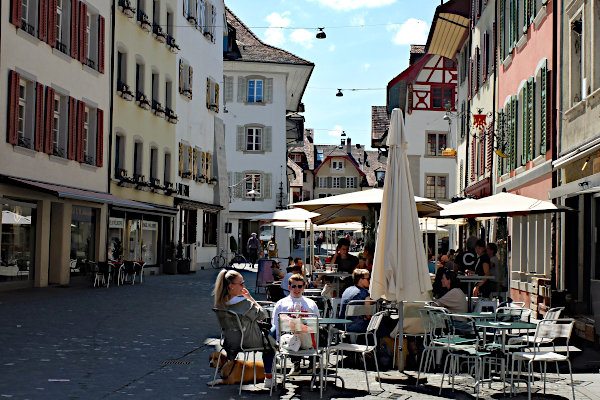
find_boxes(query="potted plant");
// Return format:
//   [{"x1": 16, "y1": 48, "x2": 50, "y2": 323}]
[
  {"x1": 176, "y1": 241, "x2": 191, "y2": 274},
  {"x1": 163, "y1": 241, "x2": 177, "y2": 274},
  {"x1": 111, "y1": 237, "x2": 123, "y2": 261}
]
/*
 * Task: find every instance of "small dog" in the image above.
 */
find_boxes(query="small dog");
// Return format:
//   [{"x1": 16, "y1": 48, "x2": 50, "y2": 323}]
[{"x1": 208, "y1": 351, "x2": 265, "y2": 385}]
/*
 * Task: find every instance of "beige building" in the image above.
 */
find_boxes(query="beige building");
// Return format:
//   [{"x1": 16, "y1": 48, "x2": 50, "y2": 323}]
[
  {"x1": 313, "y1": 147, "x2": 365, "y2": 199},
  {"x1": 109, "y1": 0, "x2": 179, "y2": 271},
  {"x1": 0, "y1": 0, "x2": 111, "y2": 288}
]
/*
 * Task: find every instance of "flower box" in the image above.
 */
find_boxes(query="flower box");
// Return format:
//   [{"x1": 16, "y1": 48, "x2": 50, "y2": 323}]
[{"x1": 118, "y1": 0, "x2": 135, "y2": 17}]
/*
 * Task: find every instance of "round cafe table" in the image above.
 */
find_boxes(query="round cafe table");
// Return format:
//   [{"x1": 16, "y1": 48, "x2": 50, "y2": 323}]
[{"x1": 318, "y1": 318, "x2": 351, "y2": 389}]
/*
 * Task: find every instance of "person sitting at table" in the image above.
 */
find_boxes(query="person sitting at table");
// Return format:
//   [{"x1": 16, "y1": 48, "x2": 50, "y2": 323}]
[
  {"x1": 469, "y1": 239, "x2": 492, "y2": 298},
  {"x1": 271, "y1": 261, "x2": 285, "y2": 280},
  {"x1": 432, "y1": 266, "x2": 449, "y2": 299},
  {"x1": 362, "y1": 241, "x2": 375, "y2": 272},
  {"x1": 434, "y1": 270, "x2": 467, "y2": 313},
  {"x1": 313, "y1": 256, "x2": 322, "y2": 269},
  {"x1": 330, "y1": 238, "x2": 359, "y2": 274},
  {"x1": 213, "y1": 269, "x2": 276, "y2": 389},
  {"x1": 339, "y1": 268, "x2": 372, "y2": 333},
  {"x1": 281, "y1": 263, "x2": 303, "y2": 296},
  {"x1": 272, "y1": 273, "x2": 320, "y2": 375}
]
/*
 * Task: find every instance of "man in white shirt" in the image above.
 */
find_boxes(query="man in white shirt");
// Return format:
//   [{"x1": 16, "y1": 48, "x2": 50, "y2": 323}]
[{"x1": 280, "y1": 261, "x2": 303, "y2": 296}]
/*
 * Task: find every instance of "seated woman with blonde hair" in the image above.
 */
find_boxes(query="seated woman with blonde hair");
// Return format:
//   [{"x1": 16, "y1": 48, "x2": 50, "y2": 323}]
[{"x1": 213, "y1": 269, "x2": 276, "y2": 389}]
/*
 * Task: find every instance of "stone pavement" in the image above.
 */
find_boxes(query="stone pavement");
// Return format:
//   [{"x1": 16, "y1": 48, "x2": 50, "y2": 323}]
[{"x1": 0, "y1": 267, "x2": 599, "y2": 399}]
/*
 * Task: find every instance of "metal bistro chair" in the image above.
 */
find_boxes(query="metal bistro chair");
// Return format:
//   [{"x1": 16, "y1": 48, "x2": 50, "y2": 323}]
[
  {"x1": 257, "y1": 301, "x2": 276, "y2": 320},
  {"x1": 392, "y1": 300, "x2": 429, "y2": 370},
  {"x1": 133, "y1": 261, "x2": 145, "y2": 284},
  {"x1": 122, "y1": 261, "x2": 136, "y2": 284},
  {"x1": 415, "y1": 306, "x2": 452, "y2": 386},
  {"x1": 272, "y1": 312, "x2": 324, "y2": 398},
  {"x1": 93, "y1": 261, "x2": 111, "y2": 288},
  {"x1": 340, "y1": 299, "x2": 376, "y2": 343},
  {"x1": 510, "y1": 319, "x2": 576, "y2": 400},
  {"x1": 508, "y1": 307, "x2": 565, "y2": 347},
  {"x1": 212, "y1": 308, "x2": 266, "y2": 395},
  {"x1": 329, "y1": 311, "x2": 386, "y2": 394}
]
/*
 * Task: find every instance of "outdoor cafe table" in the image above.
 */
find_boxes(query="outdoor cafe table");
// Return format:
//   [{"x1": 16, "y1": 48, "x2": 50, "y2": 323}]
[
  {"x1": 475, "y1": 320, "x2": 537, "y2": 352},
  {"x1": 457, "y1": 275, "x2": 495, "y2": 311},
  {"x1": 311, "y1": 271, "x2": 351, "y2": 295},
  {"x1": 318, "y1": 318, "x2": 351, "y2": 389}
]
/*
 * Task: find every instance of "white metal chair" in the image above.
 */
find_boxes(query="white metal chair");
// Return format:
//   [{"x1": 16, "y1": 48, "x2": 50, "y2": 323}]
[
  {"x1": 212, "y1": 308, "x2": 266, "y2": 395},
  {"x1": 510, "y1": 319, "x2": 575, "y2": 400},
  {"x1": 508, "y1": 307, "x2": 565, "y2": 346},
  {"x1": 415, "y1": 306, "x2": 452, "y2": 386},
  {"x1": 392, "y1": 300, "x2": 429, "y2": 370},
  {"x1": 329, "y1": 311, "x2": 386, "y2": 394},
  {"x1": 339, "y1": 299, "x2": 376, "y2": 343}
]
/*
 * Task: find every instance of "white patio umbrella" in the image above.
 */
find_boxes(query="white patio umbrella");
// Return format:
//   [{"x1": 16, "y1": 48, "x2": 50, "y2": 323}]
[
  {"x1": 2, "y1": 210, "x2": 31, "y2": 225},
  {"x1": 370, "y1": 109, "x2": 432, "y2": 302},
  {"x1": 251, "y1": 208, "x2": 319, "y2": 222}
]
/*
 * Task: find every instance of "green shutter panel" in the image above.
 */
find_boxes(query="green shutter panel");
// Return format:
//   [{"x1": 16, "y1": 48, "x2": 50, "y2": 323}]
[
  {"x1": 521, "y1": 86, "x2": 527, "y2": 166},
  {"x1": 522, "y1": 0, "x2": 528, "y2": 33},
  {"x1": 341, "y1": 177, "x2": 346, "y2": 189},
  {"x1": 527, "y1": 77, "x2": 535, "y2": 161},
  {"x1": 500, "y1": 0, "x2": 505, "y2": 60},
  {"x1": 264, "y1": 173, "x2": 272, "y2": 199},
  {"x1": 497, "y1": 109, "x2": 505, "y2": 176},
  {"x1": 224, "y1": 76, "x2": 233, "y2": 102},
  {"x1": 237, "y1": 76, "x2": 246, "y2": 102},
  {"x1": 235, "y1": 172, "x2": 243, "y2": 198},
  {"x1": 264, "y1": 126, "x2": 272, "y2": 152},
  {"x1": 540, "y1": 60, "x2": 548, "y2": 154},
  {"x1": 236, "y1": 126, "x2": 244, "y2": 151},
  {"x1": 327, "y1": 176, "x2": 332, "y2": 188},
  {"x1": 264, "y1": 78, "x2": 273, "y2": 103},
  {"x1": 509, "y1": 97, "x2": 516, "y2": 171}
]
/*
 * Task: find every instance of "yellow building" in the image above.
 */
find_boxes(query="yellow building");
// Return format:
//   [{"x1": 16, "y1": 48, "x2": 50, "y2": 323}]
[{"x1": 109, "y1": 0, "x2": 179, "y2": 270}]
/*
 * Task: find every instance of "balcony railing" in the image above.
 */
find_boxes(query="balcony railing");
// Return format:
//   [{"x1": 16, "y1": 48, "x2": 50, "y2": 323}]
[
  {"x1": 165, "y1": 107, "x2": 178, "y2": 124},
  {"x1": 133, "y1": 173, "x2": 146, "y2": 185},
  {"x1": 152, "y1": 23, "x2": 166, "y2": 42},
  {"x1": 150, "y1": 177, "x2": 161, "y2": 187},
  {"x1": 136, "y1": 91, "x2": 150, "y2": 109},
  {"x1": 117, "y1": 80, "x2": 134, "y2": 100},
  {"x1": 152, "y1": 99, "x2": 165, "y2": 116}
]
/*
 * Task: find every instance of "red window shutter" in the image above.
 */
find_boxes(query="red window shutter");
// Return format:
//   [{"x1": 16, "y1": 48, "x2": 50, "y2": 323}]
[
  {"x1": 68, "y1": 96, "x2": 77, "y2": 159},
  {"x1": 471, "y1": 0, "x2": 475, "y2": 28},
  {"x1": 70, "y1": 0, "x2": 79, "y2": 60},
  {"x1": 48, "y1": 0, "x2": 57, "y2": 47},
  {"x1": 11, "y1": 0, "x2": 22, "y2": 27},
  {"x1": 7, "y1": 70, "x2": 20, "y2": 145},
  {"x1": 98, "y1": 16, "x2": 105, "y2": 73},
  {"x1": 38, "y1": 0, "x2": 48, "y2": 42},
  {"x1": 480, "y1": 136, "x2": 485, "y2": 174},
  {"x1": 487, "y1": 125, "x2": 493, "y2": 171},
  {"x1": 470, "y1": 137, "x2": 476, "y2": 181},
  {"x1": 79, "y1": 2, "x2": 87, "y2": 63},
  {"x1": 96, "y1": 108, "x2": 104, "y2": 167},
  {"x1": 44, "y1": 87, "x2": 55, "y2": 154},
  {"x1": 468, "y1": 58, "x2": 473, "y2": 100},
  {"x1": 482, "y1": 32, "x2": 487, "y2": 81},
  {"x1": 35, "y1": 82, "x2": 45, "y2": 152},
  {"x1": 491, "y1": 22, "x2": 496, "y2": 73},
  {"x1": 77, "y1": 100, "x2": 85, "y2": 162}
]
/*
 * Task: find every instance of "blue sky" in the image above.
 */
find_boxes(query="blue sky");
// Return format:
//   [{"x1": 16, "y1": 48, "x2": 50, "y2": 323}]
[{"x1": 225, "y1": 0, "x2": 443, "y2": 149}]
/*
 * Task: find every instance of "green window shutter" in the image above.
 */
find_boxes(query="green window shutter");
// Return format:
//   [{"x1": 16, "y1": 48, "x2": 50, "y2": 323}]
[
  {"x1": 529, "y1": 0, "x2": 535, "y2": 23},
  {"x1": 540, "y1": 60, "x2": 548, "y2": 154},
  {"x1": 500, "y1": 0, "x2": 505, "y2": 60},
  {"x1": 237, "y1": 76, "x2": 246, "y2": 102},
  {"x1": 527, "y1": 77, "x2": 535, "y2": 161},
  {"x1": 264, "y1": 78, "x2": 273, "y2": 103},
  {"x1": 327, "y1": 176, "x2": 332, "y2": 188},
  {"x1": 264, "y1": 173, "x2": 272, "y2": 199},
  {"x1": 521, "y1": 85, "x2": 527, "y2": 166},
  {"x1": 509, "y1": 96, "x2": 516, "y2": 171},
  {"x1": 234, "y1": 172, "x2": 243, "y2": 198},
  {"x1": 522, "y1": 0, "x2": 528, "y2": 32},
  {"x1": 341, "y1": 177, "x2": 346, "y2": 189},
  {"x1": 497, "y1": 109, "x2": 505, "y2": 176},
  {"x1": 236, "y1": 126, "x2": 244, "y2": 151},
  {"x1": 224, "y1": 76, "x2": 233, "y2": 103},
  {"x1": 264, "y1": 126, "x2": 272, "y2": 152}
]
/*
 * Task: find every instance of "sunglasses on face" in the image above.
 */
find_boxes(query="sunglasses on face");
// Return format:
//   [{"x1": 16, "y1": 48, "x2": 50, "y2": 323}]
[
  {"x1": 233, "y1": 281, "x2": 245, "y2": 286},
  {"x1": 289, "y1": 284, "x2": 304, "y2": 289}
]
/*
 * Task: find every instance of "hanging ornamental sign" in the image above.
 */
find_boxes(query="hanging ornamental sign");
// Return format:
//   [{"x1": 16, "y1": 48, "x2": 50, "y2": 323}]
[{"x1": 473, "y1": 114, "x2": 487, "y2": 131}]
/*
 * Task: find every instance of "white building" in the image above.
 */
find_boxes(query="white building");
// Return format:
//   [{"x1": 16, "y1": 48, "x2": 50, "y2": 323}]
[
  {"x1": 223, "y1": 7, "x2": 313, "y2": 259},
  {"x1": 175, "y1": 0, "x2": 227, "y2": 269}
]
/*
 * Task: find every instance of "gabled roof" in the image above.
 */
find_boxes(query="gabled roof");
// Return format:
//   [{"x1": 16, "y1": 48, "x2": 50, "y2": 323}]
[
  {"x1": 313, "y1": 153, "x2": 366, "y2": 177},
  {"x1": 371, "y1": 106, "x2": 390, "y2": 146},
  {"x1": 225, "y1": 7, "x2": 314, "y2": 66},
  {"x1": 362, "y1": 151, "x2": 387, "y2": 187},
  {"x1": 409, "y1": 45, "x2": 426, "y2": 65},
  {"x1": 425, "y1": 0, "x2": 470, "y2": 60},
  {"x1": 288, "y1": 131, "x2": 315, "y2": 170},
  {"x1": 387, "y1": 53, "x2": 433, "y2": 89}
]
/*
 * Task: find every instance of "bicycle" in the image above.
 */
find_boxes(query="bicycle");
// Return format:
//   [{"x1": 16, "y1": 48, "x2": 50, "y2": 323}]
[
  {"x1": 210, "y1": 249, "x2": 227, "y2": 269},
  {"x1": 210, "y1": 249, "x2": 252, "y2": 270}
]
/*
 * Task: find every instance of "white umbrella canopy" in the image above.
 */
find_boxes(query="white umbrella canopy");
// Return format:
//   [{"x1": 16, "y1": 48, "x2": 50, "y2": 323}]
[
  {"x1": 370, "y1": 109, "x2": 432, "y2": 302},
  {"x1": 2, "y1": 210, "x2": 32, "y2": 225},
  {"x1": 251, "y1": 208, "x2": 319, "y2": 222}
]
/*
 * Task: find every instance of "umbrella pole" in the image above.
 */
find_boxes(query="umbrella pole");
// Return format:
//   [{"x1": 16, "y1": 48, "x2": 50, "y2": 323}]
[
  {"x1": 310, "y1": 223, "x2": 315, "y2": 277},
  {"x1": 304, "y1": 220, "x2": 307, "y2": 269}
]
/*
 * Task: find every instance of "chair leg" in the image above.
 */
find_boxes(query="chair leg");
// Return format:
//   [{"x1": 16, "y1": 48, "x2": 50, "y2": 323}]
[
  {"x1": 239, "y1": 352, "x2": 248, "y2": 395},
  {"x1": 319, "y1": 355, "x2": 323, "y2": 399},
  {"x1": 212, "y1": 350, "x2": 223, "y2": 387},
  {"x1": 373, "y1": 349, "x2": 383, "y2": 390},
  {"x1": 253, "y1": 352, "x2": 257, "y2": 385},
  {"x1": 440, "y1": 354, "x2": 450, "y2": 395},
  {"x1": 567, "y1": 360, "x2": 575, "y2": 400},
  {"x1": 361, "y1": 352, "x2": 370, "y2": 394},
  {"x1": 416, "y1": 348, "x2": 427, "y2": 387},
  {"x1": 543, "y1": 361, "x2": 547, "y2": 394},
  {"x1": 527, "y1": 360, "x2": 533, "y2": 400}
]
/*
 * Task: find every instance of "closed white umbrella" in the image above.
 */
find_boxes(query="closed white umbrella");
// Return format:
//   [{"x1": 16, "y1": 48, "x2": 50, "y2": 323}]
[{"x1": 370, "y1": 109, "x2": 432, "y2": 302}]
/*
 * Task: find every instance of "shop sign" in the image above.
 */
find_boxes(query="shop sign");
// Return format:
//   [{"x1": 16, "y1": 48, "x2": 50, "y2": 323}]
[
  {"x1": 142, "y1": 221, "x2": 157, "y2": 230},
  {"x1": 109, "y1": 218, "x2": 124, "y2": 229}
]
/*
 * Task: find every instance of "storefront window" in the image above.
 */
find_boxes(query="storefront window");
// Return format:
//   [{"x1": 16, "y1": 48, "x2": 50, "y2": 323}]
[
  {"x1": 108, "y1": 217, "x2": 124, "y2": 260},
  {"x1": 71, "y1": 206, "x2": 96, "y2": 275},
  {"x1": 1, "y1": 200, "x2": 36, "y2": 281},
  {"x1": 142, "y1": 221, "x2": 157, "y2": 264},
  {"x1": 127, "y1": 219, "x2": 141, "y2": 261}
]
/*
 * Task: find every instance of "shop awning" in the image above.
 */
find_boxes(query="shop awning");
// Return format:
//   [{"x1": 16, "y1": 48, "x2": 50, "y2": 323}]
[
  {"x1": 425, "y1": 0, "x2": 471, "y2": 60},
  {"x1": 174, "y1": 198, "x2": 224, "y2": 212}
]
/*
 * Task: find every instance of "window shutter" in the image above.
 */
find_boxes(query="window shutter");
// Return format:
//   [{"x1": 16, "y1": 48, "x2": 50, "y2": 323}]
[
  {"x1": 48, "y1": 0, "x2": 57, "y2": 47},
  {"x1": 187, "y1": 145, "x2": 193, "y2": 175},
  {"x1": 264, "y1": 126, "x2": 272, "y2": 152},
  {"x1": 327, "y1": 176, "x2": 332, "y2": 188},
  {"x1": 487, "y1": 124, "x2": 493, "y2": 171},
  {"x1": 265, "y1": 78, "x2": 273, "y2": 103},
  {"x1": 71, "y1": 0, "x2": 79, "y2": 60},
  {"x1": 237, "y1": 76, "x2": 246, "y2": 102},
  {"x1": 523, "y1": 0, "x2": 528, "y2": 31},
  {"x1": 39, "y1": 0, "x2": 49, "y2": 43},
  {"x1": 67, "y1": 96, "x2": 77, "y2": 160},
  {"x1": 10, "y1": 0, "x2": 22, "y2": 27},
  {"x1": 234, "y1": 172, "x2": 243, "y2": 198},
  {"x1": 527, "y1": 77, "x2": 535, "y2": 161},
  {"x1": 192, "y1": 147, "x2": 198, "y2": 180},
  {"x1": 264, "y1": 173, "x2": 272, "y2": 199},
  {"x1": 178, "y1": 142, "x2": 183, "y2": 176},
  {"x1": 236, "y1": 126, "x2": 244, "y2": 151},
  {"x1": 513, "y1": 0, "x2": 519, "y2": 47},
  {"x1": 529, "y1": 0, "x2": 535, "y2": 23},
  {"x1": 500, "y1": 0, "x2": 505, "y2": 60},
  {"x1": 214, "y1": 83, "x2": 219, "y2": 112},
  {"x1": 521, "y1": 85, "x2": 527, "y2": 166},
  {"x1": 497, "y1": 109, "x2": 504, "y2": 176},
  {"x1": 79, "y1": 2, "x2": 87, "y2": 63},
  {"x1": 206, "y1": 77, "x2": 210, "y2": 109},
  {"x1": 96, "y1": 108, "x2": 103, "y2": 166},
  {"x1": 482, "y1": 32, "x2": 487, "y2": 81},
  {"x1": 340, "y1": 178, "x2": 346, "y2": 189},
  {"x1": 188, "y1": 65, "x2": 193, "y2": 97},
  {"x1": 44, "y1": 86, "x2": 55, "y2": 154},
  {"x1": 511, "y1": 95, "x2": 518, "y2": 170},
  {"x1": 76, "y1": 100, "x2": 85, "y2": 162},
  {"x1": 475, "y1": 46, "x2": 480, "y2": 92},
  {"x1": 7, "y1": 70, "x2": 20, "y2": 145},
  {"x1": 479, "y1": 136, "x2": 485, "y2": 174},
  {"x1": 98, "y1": 16, "x2": 105, "y2": 73},
  {"x1": 491, "y1": 22, "x2": 496, "y2": 73},
  {"x1": 470, "y1": 137, "x2": 476, "y2": 181},
  {"x1": 178, "y1": 59, "x2": 183, "y2": 93},
  {"x1": 540, "y1": 61, "x2": 548, "y2": 154},
  {"x1": 471, "y1": 0, "x2": 476, "y2": 28},
  {"x1": 468, "y1": 58, "x2": 473, "y2": 100},
  {"x1": 224, "y1": 76, "x2": 233, "y2": 102},
  {"x1": 183, "y1": 0, "x2": 188, "y2": 18},
  {"x1": 35, "y1": 82, "x2": 45, "y2": 152}
]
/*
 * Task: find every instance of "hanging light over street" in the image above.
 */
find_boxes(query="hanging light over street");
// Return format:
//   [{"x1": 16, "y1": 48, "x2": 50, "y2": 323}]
[
  {"x1": 316, "y1": 28, "x2": 326, "y2": 39},
  {"x1": 336, "y1": 89, "x2": 343, "y2": 97}
]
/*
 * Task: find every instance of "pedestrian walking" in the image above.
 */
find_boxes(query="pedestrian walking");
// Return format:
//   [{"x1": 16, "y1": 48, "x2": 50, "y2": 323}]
[{"x1": 247, "y1": 233, "x2": 260, "y2": 266}]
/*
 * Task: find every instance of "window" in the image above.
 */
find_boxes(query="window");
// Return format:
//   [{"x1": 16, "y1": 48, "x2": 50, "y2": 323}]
[
  {"x1": 153, "y1": 0, "x2": 160, "y2": 24},
  {"x1": 571, "y1": 16, "x2": 583, "y2": 106},
  {"x1": 203, "y1": 1, "x2": 215, "y2": 40},
  {"x1": 16, "y1": 78, "x2": 34, "y2": 148},
  {"x1": 117, "y1": 51, "x2": 127, "y2": 85},
  {"x1": 246, "y1": 127, "x2": 262, "y2": 151},
  {"x1": 179, "y1": 59, "x2": 192, "y2": 97},
  {"x1": 185, "y1": 0, "x2": 198, "y2": 22},
  {"x1": 164, "y1": 152, "x2": 171, "y2": 184},
  {"x1": 86, "y1": 13, "x2": 91, "y2": 60},
  {"x1": 152, "y1": 72, "x2": 159, "y2": 101},
  {"x1": 136, "y1": 62, "x2": 145, "y2": 96},
  {"x1": 165, "y1": 79, "x2": 173, "y2": 109},
  {"x1": 318, "y1": 177, "x2": 327, "y2": 188},
  {"x1": 292, "y1": 154, "x2": 302, "y2": 163},
  {"x1": 83, "y1": 107, "x2": 89, "y2": 159},
  {"x1": 20, "y1": 0, "x2": 36, "y2": 35},
  {"x1": 248, "y1": 79, "x2": 263, "y2": 103},
  {"x1": 316, "y1": 149, "x2": 324, "y2": 162},
  {"x1": 426, "y1": 132, "x2": 447, "y2": 156},
  {"x1": 206, "y1": 77, "x2": 219, "y2": 111},
  {"x1": 245, "y1": 173, "x2": 261, "y2": 198},
  {"x1": 431, "y1": 86, "x2": 454, "y2": 109},
  {"x1": 346, "y1": 177, "x2": 357, "y2": 188},
  {"x1": 332, "y1": 161, "x2": 344, "y2": 170},
  {"x1": 203, "y1": 211, "x2": 217, "y2": 246},
  {"x1": 376, "y1": 171, "x2": 385, "y2": 185},
  {"x1": 150, "y1": 148, "x2": 158, "y2": 180},
  {"x1": 18, "y1": 79, "x2": 27, "y2": 143},
  {"x1": 425, "y1": 175, "x2": 447, "y2": 199},
  {"x1": 56, "y1": 0, "x2": 63, "y2": 43},
  {"x1": 203, "y1": 152, "x2": 212, "y2": 178},
  {"x1": 133, "y1": 141, "x2": 143, "y2": 177},
  {"x1": 114, "y1": 135, "x2": 125, "y2": 174},
  {"x1": 332, "y1": 177, "x2": 341, "y2": 188},
  {"x1": 53, "y1": 95, "x2": 60, "y2": 153}
]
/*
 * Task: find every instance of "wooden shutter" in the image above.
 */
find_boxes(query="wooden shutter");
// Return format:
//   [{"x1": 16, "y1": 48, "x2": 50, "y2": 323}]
[
  {"x1": 500, "y1": 0, "x2": 505, "y2": 60},
  {"x1": 214, "y1": 83, "x2": 219, "y2": 112},
  {"x1": 487, "y1": 124, "x2": 493, "y2": 171},
  {"x1": 511, "y1": 95, "x2": 518, "y2": 170},
  {"x1": 178, "y1": 59, "x2": 183, "y2": 93},
  {"x1": 265, "y1": 78, "x2": 273, "y2": 103},
  {"x1": 178, "y1": 142, "x2": 183, "y2": 176},
  {"x1": 44, "y1": 86, "x2": 55, "y2": 154},
  {"x1": 523, "y1": 0, "x2": 528, "y2": 31},
  {"x1": 96, "y1": 108, "x2": 103, "y2": 166},
  {"x1": 224, "y1": 76, "x2": 233, "y2": 102},
  {"x1": 183, "y1": 0, "x2": 188, "y2": 18},
  {"x1": 468, "y1": 58, "x2": 473, "y2": 100},
  {"x1": 475, "y1": 47, "x2": 480, "y2": 92},
  {"x1": 35, "y1": 82, "x2": 45, "y2": 152},
  {"x1": 521, "y1": 85, "x2": 527, "y2": 165},
  {"x1": 7, "y1": 71, "x2": 20, "y2": 145},
  {"x1": 264, "y1": 126, "x2": 272, "y2": 152},
  {"x1": 540, "y1": 61, "x2": 548, "y2": 154},
  {"x1": 48, "y1": 0, "x2": 57, "y2": 47},
  {"x1": 234, "y1": 172, "x2": 243, "y2": 198},
  {"x1": 39, "y1": 0, "x2": 48, "y2": 42},
  {"x1": 188, "y1": 65, "x2": 193, "y2": 96},
  {"x1": 79, "y1": 2, "x2": 87, "y2": 63},
  {"x1": 76, "y1": 100, "x2": 85, "y2": 162},
  {"x1": 483, "y1": 32, "x2": 488, "y2": 81},
  {"x1": 479, "y1": 136, "x2": 485, "y2": 175},
  {"x1": 340, "y1": 177, "x2": 346, "y2": 189},
  {"x1": 327, "y1": 176, "x2": 332, "y2": 188},
  {"x1": 470, "y1": 137, "x2": 476, "y2": 181},
  {"x1": 11, "y1": 0, "x2": 22, "y2": 27},
  {"x1": 264, "y1": 173, "x2": 272, "y2": 199},
  {"x1": 497, "y1": 109, "x2": 504, "y2": 176},
  {"x1": 98, "y1": 16, "x2": 105, "y2": 73},
  {"x1": 491, "y1": 22, "x2": 496, "y2": 73},
  {"x1": 187, "y1": 145, "x2": 192, "y2": 175},
  {"x1": 471, "y1": 0, "x2": 476, "y2": 28},
  {"x1": 236, "y1": 126, "x2": 244, "y2": 151},
  {"x1": 237, "y1": 76, "x2": 246, "y2": 102},
  {"x1": 527, "y1": 77, "x2": 535, "y2": 161},
  {"x1": 192, "y1": 147, "x2": 198, "y2": 180},
  {"x1": 67, "y1": 96, "x2": 77, "y2": 159},
  {"x1": 71, "y1": 0, "x2": 79, "y2": 60}
]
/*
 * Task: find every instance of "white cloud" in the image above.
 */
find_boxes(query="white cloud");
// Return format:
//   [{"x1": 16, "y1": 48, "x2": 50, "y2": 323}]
[
  {"x1": 351, "y1": 15, "x2": 366, "y2": 26},
  {"x1": 363, "y1": 63, "x2": 371, "y2": 71},
  {"x1": 309, "y1": 0, "x2": 396, "y2": 11},
  {"x1": 264, "y1": 12, "x2": 291, "y2": 47},
  {"x1": 329, "y1": 44, "x2": 336, "y2": 52},
  {"x1": 328, "y1": 125, "x2": 344, "y2": 136},
  {"x1": 388, "y1": 18, "x2": 429, "y2": 45},
  {"x1": 290, "y1": 28, "x2": 314, "y2": 49}
]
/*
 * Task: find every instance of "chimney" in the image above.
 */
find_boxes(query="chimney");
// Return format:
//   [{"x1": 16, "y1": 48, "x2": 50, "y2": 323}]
[{"x1": 346, "y1": 137, "x2": 351, "y2": 154}]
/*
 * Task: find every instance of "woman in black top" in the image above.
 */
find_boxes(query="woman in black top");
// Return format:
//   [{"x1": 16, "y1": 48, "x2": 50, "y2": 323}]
[{"x1": 472, "y1": 239, "x2": 492, "y2": 298}]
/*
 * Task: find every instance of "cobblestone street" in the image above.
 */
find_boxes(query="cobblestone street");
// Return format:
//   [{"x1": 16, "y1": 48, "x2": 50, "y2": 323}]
[{"x1": 1, "y1": 268, "x2": 599, "y2": 399}]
